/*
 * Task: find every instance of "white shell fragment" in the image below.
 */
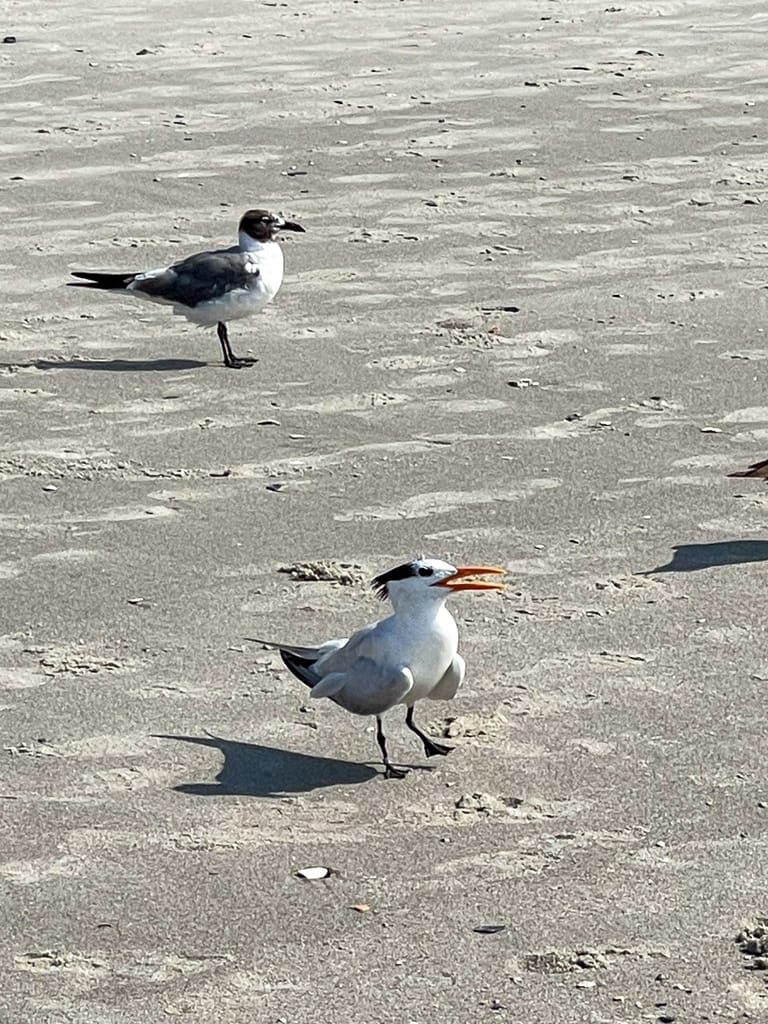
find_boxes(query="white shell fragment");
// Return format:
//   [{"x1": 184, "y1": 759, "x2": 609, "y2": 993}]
[{"x1": 295, "y1": 866, "x2": 332, "y2": 881}]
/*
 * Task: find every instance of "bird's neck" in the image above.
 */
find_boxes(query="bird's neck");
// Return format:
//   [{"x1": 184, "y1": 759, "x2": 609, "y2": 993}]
[
  {"x1": 238, "y1": 232, "x2": 278, "y2": 253},
  {"x1": 390, "y1": 592, "x2": 451, "y2": 622}
]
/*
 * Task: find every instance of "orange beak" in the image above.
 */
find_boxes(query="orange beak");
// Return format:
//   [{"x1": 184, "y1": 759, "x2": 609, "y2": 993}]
[{"x1": 433, "y1": 565, "x2": 506, "y2": 591}]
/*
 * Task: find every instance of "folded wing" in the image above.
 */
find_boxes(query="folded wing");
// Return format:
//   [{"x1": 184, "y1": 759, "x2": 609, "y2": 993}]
[
  {"x1": 246, "y1": 622, "x2": 412, "y2": 716},
  {"x1": 130, "y1": 251, "x2": 258, "y2": 308},
  {"x1": 308, "y1": 660, "x2": 414, "y2": 716}
]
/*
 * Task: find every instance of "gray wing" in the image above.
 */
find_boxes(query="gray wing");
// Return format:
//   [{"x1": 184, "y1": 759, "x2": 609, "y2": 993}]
[
  {"x1": 244, "y1": 623, "x2": 402, "y2": 715},
  {"x1": 313, "y1": 620, "x2": 388, "y2": 675},
  {"x1": 311, "y1": 661, "x2": 414, "y2": 716},
  {"x1": 427, "y1": 654, "x2": 465, "y2": 701},
  {"x1": 129, "y1": 250, "x2": 258, "y2": 308}
]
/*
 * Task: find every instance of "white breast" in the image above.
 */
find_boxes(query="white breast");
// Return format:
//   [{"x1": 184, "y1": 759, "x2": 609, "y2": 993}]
[
  {"x1": 248, "y1": 243, "x2": 284, "y2": 303},
  {"x1": 393, "y1": 606, "x2": 459, "y2": 703}
]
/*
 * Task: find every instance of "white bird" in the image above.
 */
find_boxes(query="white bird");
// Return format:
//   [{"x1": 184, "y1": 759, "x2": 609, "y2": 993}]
[
  {"x1": 247, "y1": 557, "x2": 506, "y2": 778},
  {"x1": 67, "y1": 208, "x2": 305, "y2": 369}
]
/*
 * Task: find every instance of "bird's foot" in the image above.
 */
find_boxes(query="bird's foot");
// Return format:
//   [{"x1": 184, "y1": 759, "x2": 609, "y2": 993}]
[
  {"x1": 422, "y1": 739, "x2": 453, "y2": 758},
  {"x1": 224, "y1": 355, "x2": 258, "y2": 369},
  {"x1": 383, "y1": 762, "x2": 408, "y2": 780}
]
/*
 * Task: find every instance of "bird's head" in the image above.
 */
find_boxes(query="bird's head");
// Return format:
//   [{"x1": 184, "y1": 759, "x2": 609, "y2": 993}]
[
  {"x1": 371, "y1": 557, "x2": 506, "y2": 606},
  {"x1": 239, "y1": 209, "x2": 305, "y2": 243}
]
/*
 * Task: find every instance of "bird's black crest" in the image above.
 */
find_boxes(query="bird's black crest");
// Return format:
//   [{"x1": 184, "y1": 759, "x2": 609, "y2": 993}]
[{"x1": 371, "y1": 561, "x2": 418, "y2": 600}]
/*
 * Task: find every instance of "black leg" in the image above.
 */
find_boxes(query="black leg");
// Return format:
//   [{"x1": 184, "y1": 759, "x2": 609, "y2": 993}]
[
  {"x1": 375, "y1": 715, "x2": 407, "y2": 779},
  {"x1": 217, "y1": 322, "x2": 234, "y2": 366},
  {"x1": 405, "y1": 705, "x2": 453, "y2": 758},
  {"x1": 217, "y1": 322, "x2": 257, "y2": 369}
]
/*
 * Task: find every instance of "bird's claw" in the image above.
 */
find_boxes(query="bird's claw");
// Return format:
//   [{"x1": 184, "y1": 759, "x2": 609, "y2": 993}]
[
  {"x1": 423, "y1": 740, "x2": 453, "y2": 758},
  {"x1": 383, "y1": 763, "x2": 408, "y2": 780},
  {"x1": 224, "y1": 356, "x2": 258, "y2": 369}
]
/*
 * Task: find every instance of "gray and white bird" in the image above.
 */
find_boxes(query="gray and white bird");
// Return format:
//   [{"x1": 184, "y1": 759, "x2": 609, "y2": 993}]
[
  {"x1": 68, "y1": 208, "x2": 305, "y2": 369},
  {"x1": 247, "y1": 557, "x2": 506, "y2": 778}
]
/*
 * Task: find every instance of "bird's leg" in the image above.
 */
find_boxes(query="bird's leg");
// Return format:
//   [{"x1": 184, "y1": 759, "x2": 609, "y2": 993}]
[
  {"x1": 217, "y1": 322, "x2": 257, "y2": 369},
  {"x1": 375, "y1": 715, "x2": 407, "y2": 779},
  {"x1": 217, "y1": 321, "x2": 235, "y2": 366},
  {"x1": 405, "y1": 705, "x2": 453, "y2": 758}
]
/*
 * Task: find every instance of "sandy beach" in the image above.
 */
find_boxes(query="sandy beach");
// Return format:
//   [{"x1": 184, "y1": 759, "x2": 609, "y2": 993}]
[{"x1": 2, "y1": 1, "x2": 768, "y2": 1020}]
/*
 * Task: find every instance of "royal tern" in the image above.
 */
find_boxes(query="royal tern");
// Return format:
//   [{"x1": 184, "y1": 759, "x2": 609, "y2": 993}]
[
  {"x1": 68, "y1": 208, "x2": 305, "y2": 369},
  {"x1": 729, "y1": 458, "x2": 768, "y2": 482},
  {"x1": 247, "y1": 557, "x2": 505, "y2": 779}
]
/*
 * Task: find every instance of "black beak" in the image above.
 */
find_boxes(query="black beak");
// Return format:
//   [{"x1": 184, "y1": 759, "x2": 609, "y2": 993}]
[{"x1": 278, "y1": 219, "x2": 305, "y2": 233}]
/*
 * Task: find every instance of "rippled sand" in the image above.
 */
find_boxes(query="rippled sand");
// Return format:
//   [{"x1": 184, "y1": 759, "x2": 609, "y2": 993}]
[{"x1": 2, "y1": 2, "x2": 768, "y2": 1021}]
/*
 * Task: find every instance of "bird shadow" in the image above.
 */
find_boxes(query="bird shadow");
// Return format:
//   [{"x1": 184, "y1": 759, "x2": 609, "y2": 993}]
[
  {"x1": 34, "y1": 357, "x2": 209, "y2": 372},
  {"x1": 155, "y1": 731, "x2": 380, "y2": 797},
  {"x1": 640, "y1": 539, "x2": 768, "y2": 574}
]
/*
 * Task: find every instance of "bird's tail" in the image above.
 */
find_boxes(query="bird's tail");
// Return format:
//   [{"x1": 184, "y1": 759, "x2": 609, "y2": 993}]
[
  {"x1": 728, "y1": 458, "x2": 768, "y2": 480},
  {"x1": 68, "y1": 271, "x2": 136, "y2": 290},
  {"x1": 243, "y1": 637, "x2": 321, "y2": 690},
  {"x1": 243, "y1": 637, "x2": 322, "y2": 660},
  {"x1": 279, "y1": 650, "x2": 321, "y2": 690}
]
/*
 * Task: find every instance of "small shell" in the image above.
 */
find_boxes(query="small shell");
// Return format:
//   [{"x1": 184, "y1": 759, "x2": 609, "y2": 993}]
[{"x1": 295, "y1": 866, "x2": 332, "y2": 881}]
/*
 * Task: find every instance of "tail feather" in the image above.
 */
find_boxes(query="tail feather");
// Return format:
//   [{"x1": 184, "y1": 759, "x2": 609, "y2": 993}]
[
  {"x1": 242, "y1": 637, "x2": 320, "y2": 690},
  {"x1": 68, "y1": 271, "x2": 136, "y2": 290},
  {"x1": 280, "y1": 649, "x2": 320, "y2": 690},
  {"x1": 728, "y1": 457, "x2": 768, "y2": 481},
  {"x1": 243, "y1": 637, "x2": 321, "y2": 661}
]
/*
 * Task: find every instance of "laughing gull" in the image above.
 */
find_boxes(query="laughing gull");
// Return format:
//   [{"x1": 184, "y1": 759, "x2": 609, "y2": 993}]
[
  {"x1": 68, "y1": 208, "x2": 305, "y2": 368},
  {"x1": 246, "y1": 558, "x2": 506, "y2": 779},
  {"x1": 728, "y1": 458, "x2": 768, "y2": 483}
]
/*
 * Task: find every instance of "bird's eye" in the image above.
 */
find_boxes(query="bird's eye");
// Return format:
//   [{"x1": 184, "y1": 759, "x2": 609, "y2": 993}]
[{"x1": 418, "y1": 566, "x2": 433, "y2": 577}]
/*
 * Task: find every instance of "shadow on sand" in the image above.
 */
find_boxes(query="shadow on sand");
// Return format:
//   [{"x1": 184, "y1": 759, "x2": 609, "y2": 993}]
[
  {"x1": 0, "y1": 358, "x2": 209, "y2": 372},
  {"x1": 34, "y1": 357, "x2": 209, "y2": 372},
  {"x1": 155, "y1": 731, "x2": 380, "y2": 797},
  {"x1": 641, "y1": 539, "x2": 768, "y2": 574}
]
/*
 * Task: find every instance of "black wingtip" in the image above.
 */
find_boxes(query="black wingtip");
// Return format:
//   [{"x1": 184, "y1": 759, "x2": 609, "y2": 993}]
[
  {"x1": 68, "y1": 271, "x2": 134, "y2": 290},
  {"x1": 728, "y1": 457, "x2": 768, "y2": 480}
]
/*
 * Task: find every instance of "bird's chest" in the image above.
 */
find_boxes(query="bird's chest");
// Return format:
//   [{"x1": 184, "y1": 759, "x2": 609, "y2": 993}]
[
  {"x1": 396, "y1": 611, "x2": 458, "y2": 693},
  {"x1": 214, "y1": 280, "x2": 270, "y2": 320},
  {"x1": 208, "y1": 253, "x2": 282, "y2": 322},
  {"x1": 245, "y1": 248, "x2": 283, "y2": 302}
]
